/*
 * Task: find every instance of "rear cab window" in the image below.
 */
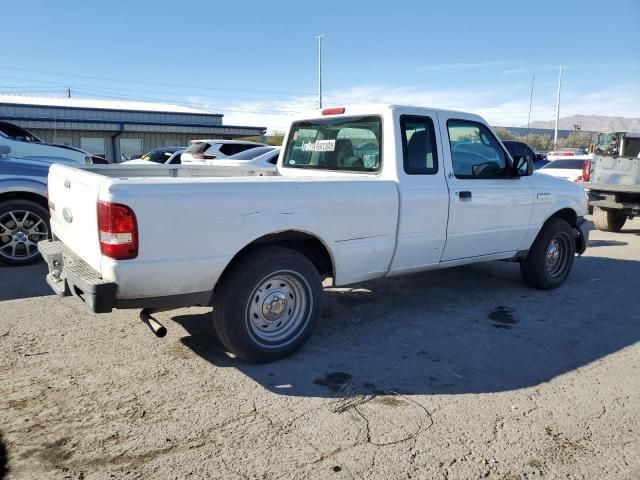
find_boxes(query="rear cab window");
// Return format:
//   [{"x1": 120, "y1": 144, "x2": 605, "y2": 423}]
[{"x1": 282, "y1": 115, "x2": 382, "y2": 173}]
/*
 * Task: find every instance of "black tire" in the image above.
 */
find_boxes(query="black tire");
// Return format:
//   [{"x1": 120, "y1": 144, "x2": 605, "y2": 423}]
[
  {"x1": 0, "y1": 199, "x2": 50, "y2": 266},
  {"x1": 593, "y1": 206, "x2": 626, "y2": 232},
  {"x1": 520, "y1": 218, "x2": 575, "y2": 290},
  {"x1": 212, "y1": 246, "x2": 322, "y2": 362}
]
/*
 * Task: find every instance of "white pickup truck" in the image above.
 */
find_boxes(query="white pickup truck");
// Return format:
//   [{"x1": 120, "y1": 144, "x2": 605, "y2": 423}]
[{"x1": 39, "y1": 105, "x2": 590, "y2": 361}]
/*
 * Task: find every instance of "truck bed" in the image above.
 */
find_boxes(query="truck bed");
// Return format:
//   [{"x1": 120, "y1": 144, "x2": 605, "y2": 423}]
[
  {"x1": 587, "y1": 155, "x2": 640, "y2": 192},
  {"x1": 77, "y1": 163, "x2": 276, "y2": 179}
]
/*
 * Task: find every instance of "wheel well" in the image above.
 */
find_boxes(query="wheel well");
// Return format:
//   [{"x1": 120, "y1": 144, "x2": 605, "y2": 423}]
[
  {"x1": 214, "y1": 231, "x2": 334, "y2": 293},
  {"x1": 547, "y1": 208, "x2": 577, "y2": 228},
  {"x1": 0, "y1": 191, "x2": 48, "y2": 211},
  {"x1": 546, "y1": 208, "x2": 583, "y2": 252}
]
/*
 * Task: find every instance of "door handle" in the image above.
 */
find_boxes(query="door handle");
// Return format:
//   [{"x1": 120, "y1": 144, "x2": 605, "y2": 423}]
[{"x1": 458, "y1": 191, "x2": 472, "y2": 199}]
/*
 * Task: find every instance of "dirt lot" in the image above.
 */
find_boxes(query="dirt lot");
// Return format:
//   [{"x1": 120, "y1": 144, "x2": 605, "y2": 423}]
[{"x1": 1, "y1": 218, "x2": 639, "y2": 480}]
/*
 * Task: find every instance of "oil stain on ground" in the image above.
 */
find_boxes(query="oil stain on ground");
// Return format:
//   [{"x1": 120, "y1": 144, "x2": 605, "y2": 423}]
[
  {"x1": 313, "y1": 372, "x2": 353, "y2": 392},
  {"x1": 488, "y1": 306, "x2": 518, "y2": 329}
]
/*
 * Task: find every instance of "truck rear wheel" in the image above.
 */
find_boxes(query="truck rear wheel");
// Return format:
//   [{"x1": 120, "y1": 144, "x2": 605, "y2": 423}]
[
  {"x1": 593, "y1": 206, "x2": 626, "y2": 232},
  {"x1": 520, "y1": 218, "x2": 575, "y2": 290},
  {"x1": 0, "y1": 199, "x2": 50, "y2": 266},
  {"x1": 212, "y1": 246, "x2": 322, "y2": 362}
]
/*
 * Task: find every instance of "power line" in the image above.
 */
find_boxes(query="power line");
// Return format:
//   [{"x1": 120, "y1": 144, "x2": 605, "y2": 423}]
[{"x1": 0, "y1": 65, "x2": 320, "y2": 97}]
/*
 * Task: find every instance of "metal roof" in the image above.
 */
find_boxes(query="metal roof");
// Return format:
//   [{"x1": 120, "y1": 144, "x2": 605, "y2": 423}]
[{"x1": 0, "y1": 94, "x2": 218, "y2": 115}]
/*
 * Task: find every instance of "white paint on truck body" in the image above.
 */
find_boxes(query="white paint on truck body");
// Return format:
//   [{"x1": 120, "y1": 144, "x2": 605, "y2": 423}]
[{"x1": 47, "y1": 104, "x2": 588, "y2": 302}]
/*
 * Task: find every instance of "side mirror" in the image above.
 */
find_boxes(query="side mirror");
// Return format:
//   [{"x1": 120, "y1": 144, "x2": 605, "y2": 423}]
[
  {"x1": 0, "y1": 145, "x2": 11, "y2": 155},
  {"x1": 513, "y1": 155, "x2": 533, "y2": 176}
]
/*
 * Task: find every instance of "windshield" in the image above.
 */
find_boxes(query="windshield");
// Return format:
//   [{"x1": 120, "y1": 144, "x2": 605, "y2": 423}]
[
  {"x1": 542, "y1": 160, "x2": 584, "y2": 170},
  {"x1": 142, "y1": 148, "x2": 181, "y2": 163},
  {"x1": 226, "y1": 146, "x2": 275, "y2": 160},
  {"x1": 0, "y1": 121, "x2": 43, "y2": 143},
  {"x1": 186, "y1": 142, "x2": 208, "y2": 153},
  {"x1": 282, "y1": 115, "x2": 381, "y2": 172}
]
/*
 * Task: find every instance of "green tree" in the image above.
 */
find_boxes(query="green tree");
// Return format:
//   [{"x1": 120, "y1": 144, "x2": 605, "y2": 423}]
[
  {"x1": 494, "y1": 127, "x2": 517, "y2": 140},
  {"x1": 266, "y1": 131, "x2": 285, "y2": 146}
]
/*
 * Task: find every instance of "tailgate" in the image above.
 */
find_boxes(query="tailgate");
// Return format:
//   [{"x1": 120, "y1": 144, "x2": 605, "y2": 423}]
[{"x1": 48, "y1": 164, "x2": 103, "y2": 272}]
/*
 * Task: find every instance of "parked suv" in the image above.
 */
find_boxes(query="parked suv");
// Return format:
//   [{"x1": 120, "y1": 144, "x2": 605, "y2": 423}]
[
  {"x1": 180, "y1": 139, "x2": 267, "y2": 162},
  {"x1": 0, "y1": 120, "x2": 93, "y2": 164}
]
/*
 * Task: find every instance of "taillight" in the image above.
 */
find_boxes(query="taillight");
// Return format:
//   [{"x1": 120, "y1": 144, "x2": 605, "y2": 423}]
[
  {"x1": 97, "y1": 200, "x2": 138, "y2": 260},
  {"x1": 322, "y1": 107, "x2": 345, "y2": 115},
  {"x1": 582, "y1": 160, "x2": 591, "y2": 182}
]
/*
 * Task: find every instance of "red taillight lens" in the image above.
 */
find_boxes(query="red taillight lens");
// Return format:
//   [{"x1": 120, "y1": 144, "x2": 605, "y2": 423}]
[
  {"x1": 582, "y1": 160, "x2": 591, "y2": 182},
  {"x1": 322, "y1": 107, "x2": 345, "y2": 115},
  {"x1": 97, "y1": 200, "x2": 138, "y2": 260}
]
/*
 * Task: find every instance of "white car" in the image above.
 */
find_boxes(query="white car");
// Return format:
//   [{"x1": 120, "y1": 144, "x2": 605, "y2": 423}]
[
  {"x1": 194, "y1": 147, "x2": 279, "y2": 174},
  {"x1": 180, "y1": 139, "x2": 267, "y2": 163},
  {"x1": 39, "y1": 104, "x2": 589, "y2": 362},
  {"x1": 538, "y1": 158, "x2": 590, "y2": 183},
  {"x1": 0, "y1": 120, "x2": 92, "y2": 164}
]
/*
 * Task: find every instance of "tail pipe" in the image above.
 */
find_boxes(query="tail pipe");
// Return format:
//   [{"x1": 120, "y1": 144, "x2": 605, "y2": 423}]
[{"x1": 139, "y1": 308, "x2": 173, "y2": 338}]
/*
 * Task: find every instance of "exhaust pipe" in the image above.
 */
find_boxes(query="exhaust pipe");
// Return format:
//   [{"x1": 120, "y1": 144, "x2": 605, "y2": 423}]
[{"x1": 139, "y1": 308, "x2": 169, "y2": 338}]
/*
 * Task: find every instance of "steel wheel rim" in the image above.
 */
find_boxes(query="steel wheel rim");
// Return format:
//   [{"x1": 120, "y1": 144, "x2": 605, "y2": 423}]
[
  {"x1": 245, "y1": 270, "x2": 312, "y2": 348},
  {"x1": 0, "y1": 209, "x2": 48, "y2": 261},
  {"x1": 545, "y1": 234, "x2": 570, "y2": 278}
]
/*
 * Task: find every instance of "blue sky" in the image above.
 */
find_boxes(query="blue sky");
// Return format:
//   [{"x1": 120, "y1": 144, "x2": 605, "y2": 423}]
[{"x1": 1, "y1": 0, "x2": 639, "y2": 131}]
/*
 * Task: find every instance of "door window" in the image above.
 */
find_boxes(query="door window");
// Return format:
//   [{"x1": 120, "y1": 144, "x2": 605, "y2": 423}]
[
  {"x1": 80, "y1": 137, "x2": 106, "y2": 157},
  {"x1": 400, "y1": 115, "x2": 438, "y2": 174},
  {"x1": 120, "y1": 138, "x2": 144, "y2": 161},
  {"x1": 447, "y1": 120, "x2": 509, "y2": 178}
]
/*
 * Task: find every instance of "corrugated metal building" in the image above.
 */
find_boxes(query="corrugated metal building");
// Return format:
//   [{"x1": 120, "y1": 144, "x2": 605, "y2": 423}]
[{"x1": 0, "y1": 95, "x2": 266, "y2": 162}]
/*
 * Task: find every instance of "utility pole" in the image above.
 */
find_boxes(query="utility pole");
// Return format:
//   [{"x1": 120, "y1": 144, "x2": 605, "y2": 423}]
[
  {"x1": 315, "y1": 34, "x2": 324, "y2": 109},
  {"x1": 554, "y1": 66, "x2": 563, "y2": 149},
  {"x1": 526, "y1": 75, "x2": 535, "y2": 144}
]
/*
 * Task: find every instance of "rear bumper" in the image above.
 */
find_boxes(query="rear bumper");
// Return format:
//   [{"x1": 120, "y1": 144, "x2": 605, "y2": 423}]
[
  {"x1": 39, "y1": 240, "x2": 117, "y2": 313},
  {"x1": 38, "y1": 240, "x2": 213, "y2": 313}
]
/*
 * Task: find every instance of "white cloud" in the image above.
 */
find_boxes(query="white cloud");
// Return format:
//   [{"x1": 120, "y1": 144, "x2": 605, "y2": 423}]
[{"x1": 195, "y1": 83, "x2": 640, "y2": 133}]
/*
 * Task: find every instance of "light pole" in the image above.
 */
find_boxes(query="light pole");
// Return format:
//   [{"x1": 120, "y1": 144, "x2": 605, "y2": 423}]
[
  {"x1": 554, "y1": 66, "x2": 563, "y2": 149},
  {"x1": 315, "y1": 34, "x2": 324, "y2": 109}
]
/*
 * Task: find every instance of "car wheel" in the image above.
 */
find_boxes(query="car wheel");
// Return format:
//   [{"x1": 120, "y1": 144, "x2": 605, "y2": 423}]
[
  {"x1": 212, "y1": 246, "x2": 322, "y2": 362},
  {"x1": 520, "y1": 218, "x2": 575, "y2": 290},
  {"x1": 0, "y1": 200, "x2": 50, "y2": 266},
  {"x1": 593, "y1": 206, "x2": 626, "y2": 232}
]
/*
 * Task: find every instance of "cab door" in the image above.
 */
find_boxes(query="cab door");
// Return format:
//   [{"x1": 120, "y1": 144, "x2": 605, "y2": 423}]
[{"x1": 439, "y1": 114, "x2": 534, "y2": 261}]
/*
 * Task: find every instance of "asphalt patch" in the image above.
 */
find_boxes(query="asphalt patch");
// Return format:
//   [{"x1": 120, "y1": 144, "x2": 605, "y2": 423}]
[
  {"x1": 313, "y1": 372, "x2": 353, "y2": 392},
  {"x1": 488, "y1": 305, "x2": 518, "y2": 329}
]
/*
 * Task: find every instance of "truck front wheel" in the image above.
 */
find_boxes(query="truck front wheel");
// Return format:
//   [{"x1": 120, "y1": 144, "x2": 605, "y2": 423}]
[
  {"x1": 212, "y1": 246, "x2": 322, "y2": 362},
  {"x1": 520, "y1": 218, "x2": 575, "y2": 290},
  {"x1": 593, "y1": 206, "x2": 626, "y2": 232}
]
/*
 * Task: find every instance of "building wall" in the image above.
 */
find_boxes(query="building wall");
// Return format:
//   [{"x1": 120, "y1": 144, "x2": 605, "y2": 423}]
[{"x1": 27, "y1": 128, "x2": 229, "y2": 161}]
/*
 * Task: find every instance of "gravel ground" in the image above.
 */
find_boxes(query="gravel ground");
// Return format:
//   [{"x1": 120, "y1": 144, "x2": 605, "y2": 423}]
[{"x1": 1, "y1": 217, "x2": 639, "y2": 480}]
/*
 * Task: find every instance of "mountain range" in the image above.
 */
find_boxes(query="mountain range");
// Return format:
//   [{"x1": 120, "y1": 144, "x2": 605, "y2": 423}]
[{"x1": 529, "y1": 115, "x2": 640, "y2": 132}]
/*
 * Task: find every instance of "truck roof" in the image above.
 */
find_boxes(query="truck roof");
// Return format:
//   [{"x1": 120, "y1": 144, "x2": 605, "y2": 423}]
[{"x1": 291, "y1": 104, "x2": 486, "y2": 123}]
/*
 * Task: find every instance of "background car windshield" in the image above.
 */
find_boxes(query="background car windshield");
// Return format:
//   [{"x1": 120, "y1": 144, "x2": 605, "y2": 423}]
[
  {"x1": 186, "y1": 142, "x2": 208, "y2": 153},
  {"x1": 0, "y1": 121, "x2": 43, "y2": 143},
  {"x1": 283, "y1": 115, "x2": 381, "y2": 172},
  {"x1": 542, "y1": 160, "x2": 585, "y2": 169},
  {"x1": 226, "y1": 146, "x2": 275, "y2": 160}
]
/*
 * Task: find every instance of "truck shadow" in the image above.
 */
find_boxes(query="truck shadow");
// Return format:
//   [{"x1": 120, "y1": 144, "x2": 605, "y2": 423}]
[
  {"x1": 0, "y1": 432, "x2": 8, "y2": 480},
  {"x1": 0, "y1": 262, "x2": 50, "y2": 301},
  {"x1": 172, "y1": 255, "x2": 640, "y2": 397}
]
